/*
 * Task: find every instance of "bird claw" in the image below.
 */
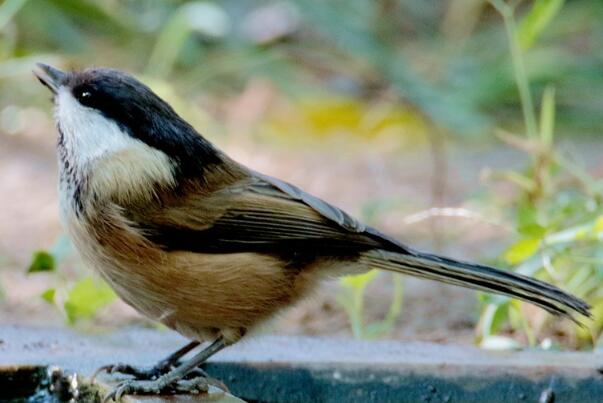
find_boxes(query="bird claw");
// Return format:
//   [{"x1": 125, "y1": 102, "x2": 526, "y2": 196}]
[
  {"x1": 92, "y1": 364, "x2": 116, "y2": 383},
  {"x1": 173, "y1": 376, "x2": 209, "y2": 394},
  {"x1": 187, "y1": 368, "x2": 230, "y2": 393},
  {"x1": 93, "y1": 362, "x2": 170, "y2": 382},
  {"x1": 102, "y1": 375, "x2": 209, "y2": 402}
]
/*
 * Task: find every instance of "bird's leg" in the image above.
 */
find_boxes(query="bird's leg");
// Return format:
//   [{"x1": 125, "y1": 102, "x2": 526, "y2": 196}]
[
  {"x1": 94, "y1": 340, "x2": 200, "y2": 381},
  {"x1": 104, "y1": 337, "x2": 227, "y2": 402}
]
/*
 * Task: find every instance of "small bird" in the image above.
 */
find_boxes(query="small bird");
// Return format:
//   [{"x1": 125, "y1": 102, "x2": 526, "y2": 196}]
[{"x1": 35, "y1": 64, "x2": 590, "y2": 401}]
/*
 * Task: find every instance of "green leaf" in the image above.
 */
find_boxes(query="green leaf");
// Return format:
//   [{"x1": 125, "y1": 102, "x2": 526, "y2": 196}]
[
  {"x1": 340, "y1": 269, "x2": 379, "y2": 290},
  {"x1": 518, "y1": 0, "x2": 565, "y2": 50},
  {"x1": 594, "y1": 216, "x2": 603, "y2": 233},
  {"x1": 517, "y1": 203, "x2": 539, "y2": 229},
  {"x1": 27, "y1": 250, "x2": 56, "y2": 273},
  {"x1": 518, "y1": 223, "x2": 546, "y2": 238},
  {"x1": 504, "y1": 238, "x2": 540, "y2": 265},
  {"x1": 64, "y1": 277, "x2": 116, "y2": 324},
  {"x1": 41, "y1": 288, "x2": 56, "y2": 304},
  {"x1": 27, "y1": 237, "x2": 72, "y2": 275}
]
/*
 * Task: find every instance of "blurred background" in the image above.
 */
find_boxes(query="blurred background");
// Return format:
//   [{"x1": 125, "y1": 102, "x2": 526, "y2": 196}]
[{"x1": 1, "y1": 0, "x2": 602, "y2": 351}]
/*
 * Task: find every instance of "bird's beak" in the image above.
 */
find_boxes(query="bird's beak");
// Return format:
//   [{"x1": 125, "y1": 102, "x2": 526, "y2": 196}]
[{"x1": 34, "y1": 63, "x2": 68, "y2": 95}]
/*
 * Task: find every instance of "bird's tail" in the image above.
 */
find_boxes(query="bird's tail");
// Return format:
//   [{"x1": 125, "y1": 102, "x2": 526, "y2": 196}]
[{"x1": 362, "y1": 249, "x2": 591, "y2": 322}]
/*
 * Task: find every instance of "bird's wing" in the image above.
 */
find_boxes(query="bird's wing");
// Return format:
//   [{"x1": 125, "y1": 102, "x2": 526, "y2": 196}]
[
  {"x1": 135, "y1": 172, "x2": 410, "y2": 258},
  {"x1": 253, "y1": 172, "x2": 410, "y2": 252}
]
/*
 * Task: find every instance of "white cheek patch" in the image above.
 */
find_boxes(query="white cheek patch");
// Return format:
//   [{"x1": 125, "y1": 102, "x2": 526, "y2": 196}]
[
  {"x1": 56, "y1": 88, "x2": 135, "y2": 164},
  {"x1": 55, "y1": 88, "x2": 175, "y2": 203}
]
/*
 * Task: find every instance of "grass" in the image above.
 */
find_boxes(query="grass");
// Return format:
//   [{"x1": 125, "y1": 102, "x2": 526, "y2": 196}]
[
  {"x1": 476, "y1": 0, "x2": 603, "y2": 349},
  {"x1": 337, "y1": 0, "x2": 603, "y2": 349}
]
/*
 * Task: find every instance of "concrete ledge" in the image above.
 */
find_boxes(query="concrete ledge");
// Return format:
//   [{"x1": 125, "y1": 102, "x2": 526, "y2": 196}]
[{"x1": 1, "y1": 325, "x2": 602, "y2": 402}]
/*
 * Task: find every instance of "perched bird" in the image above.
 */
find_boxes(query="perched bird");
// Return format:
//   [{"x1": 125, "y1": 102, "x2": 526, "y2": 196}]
[{"x1": 35, "y1": 64, "x2": 590, "y2": 401}]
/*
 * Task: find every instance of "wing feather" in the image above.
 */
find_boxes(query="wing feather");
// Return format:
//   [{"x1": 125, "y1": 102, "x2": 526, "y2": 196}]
[{"x1": 134, "y1": 172, "x2": 403, "y2": 257}]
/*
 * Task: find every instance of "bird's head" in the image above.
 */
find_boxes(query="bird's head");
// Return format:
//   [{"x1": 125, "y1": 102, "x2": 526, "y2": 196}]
[{"x1": 35, "y1": 64, "x2": 222, "y2": 204}]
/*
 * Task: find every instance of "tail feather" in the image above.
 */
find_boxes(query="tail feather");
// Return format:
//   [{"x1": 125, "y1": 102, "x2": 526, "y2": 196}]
[{"x1": 363, "y1": 249, "x2": 591, "y2": 322}]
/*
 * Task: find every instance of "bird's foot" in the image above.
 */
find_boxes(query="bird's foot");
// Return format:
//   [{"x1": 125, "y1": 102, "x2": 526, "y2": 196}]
[
  {"x1": 103, "y1": 374, "x2": 208, "y2": 402},
  {"x1": 93, "y1": 360, "x2": 176, "y2": 381}
]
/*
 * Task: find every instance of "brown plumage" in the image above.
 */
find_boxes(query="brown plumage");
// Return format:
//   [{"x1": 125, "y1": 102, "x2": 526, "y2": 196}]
[
  {"x1": 66, "y1": 160, "x2": 352, "y2": 344},
  {"x1": 34, "y1": 64, "x2": 590, "y2": 400},
  {"x1": 71, "y1": 160, "x2": 590, "y2": 344}
]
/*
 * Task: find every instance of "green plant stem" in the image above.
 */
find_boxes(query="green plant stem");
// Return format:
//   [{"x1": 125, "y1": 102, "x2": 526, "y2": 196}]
[
  {"x1": 338, "y1": 287, "x2": 365, "y2": 339},
  {"x1": 145, "y1": 8, "x2": 189, "y2": 77},
  {"x1": 554, "y1": 152, "x2": 602, "y2": 196},
  {"x1": 520, "y1": 310, "x2": 537, "y2": 346},
  {"x1": 383, "y1": 274, "x2": 403, "y2": 325},
  {"x1": 539, "y1": 86, "x2": 556, "y2": 147},
  {"x1": 490, "y1": 0, "x2": 538, "y2": 139},
  {"x1": 0, "y1": 0, "x2": 28, "y2": 30}
]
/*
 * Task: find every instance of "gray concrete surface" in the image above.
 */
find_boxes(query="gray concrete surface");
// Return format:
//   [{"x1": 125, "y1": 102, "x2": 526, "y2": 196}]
[{"x1": 1, "y1": 325, "x2": 603, "y2": 402}]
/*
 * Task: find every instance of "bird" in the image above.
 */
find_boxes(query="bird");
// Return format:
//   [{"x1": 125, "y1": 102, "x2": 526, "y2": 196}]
[{"x1": 34, "y1": 64, "x2": 590, "y2": 401}]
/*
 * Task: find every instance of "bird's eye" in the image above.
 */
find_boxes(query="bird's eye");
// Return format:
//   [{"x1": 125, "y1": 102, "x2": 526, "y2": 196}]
[{"x1": 74, "y1": 87, "x2": 94, "y2": 104}]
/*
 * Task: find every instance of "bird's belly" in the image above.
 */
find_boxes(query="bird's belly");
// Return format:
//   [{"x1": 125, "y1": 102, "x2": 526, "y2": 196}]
[
  {"x1": 66, "y1": 215, "x2": 317, "y2": 340},
  {"x1": 152, "y1": 251, "x2": 318, "y2": 334}
]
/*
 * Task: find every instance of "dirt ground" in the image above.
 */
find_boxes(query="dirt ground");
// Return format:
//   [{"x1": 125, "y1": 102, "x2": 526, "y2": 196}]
[{"x1": 1, "y1": 125, "x2": 592, "y2": 345}]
